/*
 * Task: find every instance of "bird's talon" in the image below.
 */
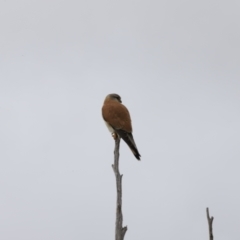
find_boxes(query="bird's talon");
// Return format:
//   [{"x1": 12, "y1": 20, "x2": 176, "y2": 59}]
[{"x1": 112, "y1": 132, "x2": 118, "y2": 140}]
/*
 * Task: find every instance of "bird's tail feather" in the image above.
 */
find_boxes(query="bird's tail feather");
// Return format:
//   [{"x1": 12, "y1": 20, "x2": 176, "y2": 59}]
[{"x1": 114, "y1": 129, "x2": 141, "y2": 160}]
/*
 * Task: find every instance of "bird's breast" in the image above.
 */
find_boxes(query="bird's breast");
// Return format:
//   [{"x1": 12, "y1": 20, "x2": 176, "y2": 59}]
[{"x1": 104, "y1": 121, "x2": 114, "y2": 133}]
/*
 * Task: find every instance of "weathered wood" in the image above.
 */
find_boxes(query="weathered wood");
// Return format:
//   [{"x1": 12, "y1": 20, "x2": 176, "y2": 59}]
[
  {"x1": 112, "y1": 137, "x2": 127, "y2": 240},
  {"x1": 206, "y1": 208, "x2": 214, "y2": 240}
]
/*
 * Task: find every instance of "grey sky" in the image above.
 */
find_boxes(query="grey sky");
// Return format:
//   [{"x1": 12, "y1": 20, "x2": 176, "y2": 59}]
[{"x1": 0, "y1": 0, "x2": 240, "y2": 239}]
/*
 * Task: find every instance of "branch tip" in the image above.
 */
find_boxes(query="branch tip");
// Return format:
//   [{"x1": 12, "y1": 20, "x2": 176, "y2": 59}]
[{"x1": 206, "y1": 207, "x2": 214, "y2": 240}]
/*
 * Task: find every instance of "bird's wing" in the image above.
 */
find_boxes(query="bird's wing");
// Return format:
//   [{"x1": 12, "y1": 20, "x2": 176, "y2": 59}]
[{"x1": 102, "y1": 101, "x2": 132, "y2": 133}]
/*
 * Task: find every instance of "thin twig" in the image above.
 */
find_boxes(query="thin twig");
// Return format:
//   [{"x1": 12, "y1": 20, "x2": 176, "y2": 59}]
[
  {"x1": 206, "y1": 208, "x2": 214, "y2": 240},
  {"x1": 112, "y1": 137, "x2": 127, "y2": 240}
]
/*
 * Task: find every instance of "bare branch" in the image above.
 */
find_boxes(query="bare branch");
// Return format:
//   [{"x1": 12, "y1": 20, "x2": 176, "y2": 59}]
[
  {"x1": 112, "y1": 137, "x2": 127, "y2": 240},
  {"x1": 206, "y1": 208, "x2": 214, "y2": 240}
]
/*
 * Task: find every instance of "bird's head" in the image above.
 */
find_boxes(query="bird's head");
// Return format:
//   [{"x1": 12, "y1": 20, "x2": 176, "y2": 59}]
[{"x1": 105, "y1": 93, "x2": 122, "y2": 103}]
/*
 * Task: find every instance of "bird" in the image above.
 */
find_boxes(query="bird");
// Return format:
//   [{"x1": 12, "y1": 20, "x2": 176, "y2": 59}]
[{"x1": 102, "y1": 93, "x2": 141, "y2": 160}]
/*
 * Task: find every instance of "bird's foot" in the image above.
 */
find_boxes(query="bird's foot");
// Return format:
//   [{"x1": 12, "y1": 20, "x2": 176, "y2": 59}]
[{"x1": 112, "y1": 132, "x2": 118, "y2": 140}]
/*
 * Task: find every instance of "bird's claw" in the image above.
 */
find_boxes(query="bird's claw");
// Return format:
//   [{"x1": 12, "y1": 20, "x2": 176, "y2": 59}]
[{"x1": 112, "y1": 132, "x2": 118, "y2": 140}]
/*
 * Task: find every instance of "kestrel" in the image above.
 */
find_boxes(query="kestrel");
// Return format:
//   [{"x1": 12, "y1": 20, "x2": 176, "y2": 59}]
[{"x1": 102, "y1": 93, "x2": 141, "y2": 160}]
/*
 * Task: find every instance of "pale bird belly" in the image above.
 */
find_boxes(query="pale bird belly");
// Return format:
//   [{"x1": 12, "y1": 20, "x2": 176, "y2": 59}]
[{"x1": 105, "y1": 121, "x2": 115, "y2": 133}]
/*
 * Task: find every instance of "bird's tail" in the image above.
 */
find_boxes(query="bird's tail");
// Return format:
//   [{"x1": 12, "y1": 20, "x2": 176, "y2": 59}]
[{"x1": 115, "y1": 129, "x2": 141, "y2": 160}]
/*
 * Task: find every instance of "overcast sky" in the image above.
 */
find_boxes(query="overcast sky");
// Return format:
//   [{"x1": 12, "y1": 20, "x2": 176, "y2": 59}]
[{"x1": 0, "y1": 0, "x2": 240, "y2": 239}]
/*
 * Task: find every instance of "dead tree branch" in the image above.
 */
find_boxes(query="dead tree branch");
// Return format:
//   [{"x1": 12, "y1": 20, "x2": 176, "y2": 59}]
[
  {"x1": 112, "y1": 137, "x2": 127, "y2": 240},
  {"x1": 206, "y1": 208, "x2": 214, "y2": 240}
]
